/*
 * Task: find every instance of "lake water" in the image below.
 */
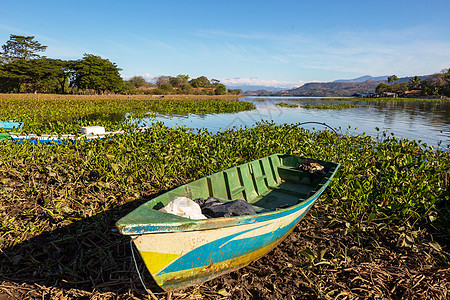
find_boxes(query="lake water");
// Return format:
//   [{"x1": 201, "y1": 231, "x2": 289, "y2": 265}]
[{"x1": 142, "y1": 97, "x2": 450, "y2": 147}]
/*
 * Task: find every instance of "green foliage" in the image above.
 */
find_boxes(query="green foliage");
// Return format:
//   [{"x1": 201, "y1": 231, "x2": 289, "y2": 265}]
[
  {"x1": 409, "y1": 76, "x2": 421, "y2": 89},
  {"x1": 179, "y1": 83, "x2": 194, "y2": 94},
  {"x1": 169, "y1": 77, "x2": 184, "y2": 88},
  {"x1": 0, "y1": 94, "x2": 254, "y2": 134},
  {"x1": 159, "y1": 82, "x2": 174, "y2": 93},
  {"x1": 276, "y1": 102, "x2": 298, "y2": 108},
  {"x1": 214, "y1": 83, "x2": 227, "y2": 95},
  {"x1": 0, "y1": 121, "x2": 448, "y2": 250},
  {"x1": 189, "y1": 76, "x2": 210, "y2": 88},
  {"x1": 375, "y1": 83, "x2": 390, "y2": 93},
  {"x1": 0, "y1": 98, "x2": 448, "y2": 297},
  {"x1": 0, "y1": 34, "x2": 236, "y2": 97},
  {"x1": 302, "y1": 103, "x2": 362, "y2": 109},
  {"x1": 71, "y1": 54, "x2": 123, "y2": 93},
  {"x1": 0, "y1": 35, "x2": 124, "y2": 94},
  {"x1": 128, "y1": 76, "x2": 146, "y2": 88},
  {"x1": 1, "y1": 34, "x2": 47, "y2": 61},
  {"x1": 387, "y1": 75, "x2": 399, "y2": 84},
  {"x1": 228, "y1": 88, "x2": 242, "y2": 95},
  {"x1": 375, "y1": 82, "x2": 409, "y2": 94},
  {"x1": 169, "y1": 75, "x2": 189, "y2": 88},
  {"x1": 0, "y1": 58, "x2": 72, "y2": 93}
]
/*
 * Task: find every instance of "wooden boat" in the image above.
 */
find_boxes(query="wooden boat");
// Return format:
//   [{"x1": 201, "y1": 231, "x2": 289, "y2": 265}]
[
  {"x1": 0, "y1": 121, "x2": 23, "y2": 129},
  {"x1": 116, "y1": 153, "x2": 340, "y2": 291}
]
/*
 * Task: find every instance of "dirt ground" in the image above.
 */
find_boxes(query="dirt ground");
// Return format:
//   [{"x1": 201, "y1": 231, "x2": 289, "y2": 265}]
[{"x1": 0, "y1": 196, "x2": 448, "y2": 300}]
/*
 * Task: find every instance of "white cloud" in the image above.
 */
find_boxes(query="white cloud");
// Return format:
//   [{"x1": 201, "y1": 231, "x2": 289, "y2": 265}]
[{"x1": 219, "y1": 77, "x2": 307, "y2": 89}]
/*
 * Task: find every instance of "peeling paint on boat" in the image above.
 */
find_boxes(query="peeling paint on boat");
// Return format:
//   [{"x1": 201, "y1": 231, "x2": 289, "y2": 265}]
[{"x1": 116, "y1": 153, "x2": 339, "y2": 291}]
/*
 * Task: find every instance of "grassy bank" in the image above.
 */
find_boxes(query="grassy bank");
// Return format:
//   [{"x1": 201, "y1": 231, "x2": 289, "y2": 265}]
[
  {"x1": 0, "y1": 121, "x2": 448, "y2": 299},
  {"x1": 0, "y1": 94, "x2": 251, "y2": 134}
]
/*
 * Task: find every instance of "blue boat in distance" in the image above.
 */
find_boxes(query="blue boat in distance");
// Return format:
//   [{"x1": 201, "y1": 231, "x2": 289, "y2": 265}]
[
  {"x1": 7, "y1": 126, "x2": 151, "y2": 145},
  {"x1": 0, "y1": 122, "x2": 23, "y2": 129}
]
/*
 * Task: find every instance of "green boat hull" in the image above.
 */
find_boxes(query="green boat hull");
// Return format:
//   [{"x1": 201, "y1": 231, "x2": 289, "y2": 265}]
[{"x1": 117, "y1": 154, "x2": 340, "y2": 291}]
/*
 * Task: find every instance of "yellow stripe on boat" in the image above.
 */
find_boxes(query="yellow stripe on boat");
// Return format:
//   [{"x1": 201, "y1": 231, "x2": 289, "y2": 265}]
[
  {"x1": 139, "y1": 251, "x2": 181, "y2": 275},
  {"x1": 116, "y1": 153, "x2": 340, "y2": 291}
]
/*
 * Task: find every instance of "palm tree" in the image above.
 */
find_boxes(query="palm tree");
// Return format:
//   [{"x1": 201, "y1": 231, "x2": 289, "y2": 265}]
[{"x1": 409, "y1": 76, "x2": 421, "y2": 89}]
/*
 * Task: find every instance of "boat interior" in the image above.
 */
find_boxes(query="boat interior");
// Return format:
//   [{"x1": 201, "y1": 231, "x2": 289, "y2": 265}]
[{"x1": 150, "y1": 154, "x2": 339, "y2": 214}]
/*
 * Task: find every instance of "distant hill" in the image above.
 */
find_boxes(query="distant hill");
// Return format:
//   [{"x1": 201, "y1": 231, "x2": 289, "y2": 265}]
[
  {"x1": 277, "y1": 81, "x2": 383, "y2": 97},
  {"x1": 241, "y1": 74, "x2": 433, "y2": 97},
  {"x1": 333, "y1": 75, "x2": 388, "y2": 83}
]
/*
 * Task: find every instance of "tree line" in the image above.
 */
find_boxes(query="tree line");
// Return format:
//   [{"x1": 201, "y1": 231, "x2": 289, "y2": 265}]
[
  {"x1": 375, "y1": 70, "x2": 450, "y2": 97},
  {"x1": 0, "y1": 35, "x2": 241, "y2": 95},
  {"x1": 127, "y1": 74, "x2": 242, "y2": 96}
]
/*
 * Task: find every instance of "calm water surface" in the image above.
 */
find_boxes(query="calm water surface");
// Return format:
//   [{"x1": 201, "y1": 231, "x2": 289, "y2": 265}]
[{"x1": 142, "y1": 97, "x2": 450, "y2": 146}]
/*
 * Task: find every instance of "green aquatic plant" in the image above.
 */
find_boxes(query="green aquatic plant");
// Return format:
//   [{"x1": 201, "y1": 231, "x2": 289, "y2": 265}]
[
  {"x1": 302, "y1": 103, "x2": 363, "y2": 110},
  {"x1": 276, "y1": 102, "x2": 298, "y2": 108},
  {"x1": 0, "y1": 94, "x2": 254, "y2": 134},
  {"x1": 1, "y1": 122, "x2": 448, "y2": 246},
  {"x1": 0, "y1": 121, "x2": 448, "y2": 298}
]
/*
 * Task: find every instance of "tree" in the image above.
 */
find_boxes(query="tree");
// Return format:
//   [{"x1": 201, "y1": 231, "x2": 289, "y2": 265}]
[
  {"x1": 409, "y1": 76, "x2": 421, "y2": 89},
  {"x1": 189, "y1": 76, "x2": 210, "y2": 88},
  {"x1": 0, "y1": 58, "x2": 74, "y2": 93},
  {"x1": 228, "y1": 88, "x2": 242, "y2": 95},
  {"x1": 129, "y1": 75, "x2": 146, "y2": 88},
  {"x1": 387, "y1": 75, "x2": 399, "y2": 84},
  {"x1": 169, "y1": 76, "x2": 185, "y2": 88},
  {"x1": 211, "y1": 78, "x2": 221, "y2": 86},
  {"x1": 375, "y1": 83, "x2": 391, "y2": 93},
  {"x1": 156, "y1": 76, "x2": 171, "y2": 87},
  {"x1": 1, "y1": 34, "x2": 47, "y2": 61},
  {"x1": 214, "y1": 83, "x2": 227, "y2": 95},
  {"x1": 393, "y1": 82, "x2": 408, "y2": 93},
  {"x1": 177, "y1": 74, "x2": 189, "y2": 82},
  {"x1": 71, "y1": 54, "x2": 123, "y2": 94},
  {"x1": 0, "y1": 59, "x2": 30, "y2": 92},
  {"x1": 179, "y1": 83, "x2": 193, "y2": 94}
]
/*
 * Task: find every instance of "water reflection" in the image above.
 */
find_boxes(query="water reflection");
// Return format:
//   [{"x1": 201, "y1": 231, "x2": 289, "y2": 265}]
[{"x1": 142, "y1": 97, "x2": 450, "y2": 146}]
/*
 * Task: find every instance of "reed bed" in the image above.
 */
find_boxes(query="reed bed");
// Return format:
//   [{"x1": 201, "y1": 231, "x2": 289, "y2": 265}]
[{"x1": 0, "y1": 95, "x2": 448, "y2": 299}]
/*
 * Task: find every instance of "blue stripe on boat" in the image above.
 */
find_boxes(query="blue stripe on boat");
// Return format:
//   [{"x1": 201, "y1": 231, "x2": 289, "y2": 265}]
[{"x1": 157, "y1": 198, "x2": 315, "y2": 275}]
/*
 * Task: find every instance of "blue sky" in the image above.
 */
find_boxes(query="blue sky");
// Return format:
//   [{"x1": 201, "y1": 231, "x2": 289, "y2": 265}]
[{"x1": 1, "y1": 0, "x2": 449, "y2": 88}]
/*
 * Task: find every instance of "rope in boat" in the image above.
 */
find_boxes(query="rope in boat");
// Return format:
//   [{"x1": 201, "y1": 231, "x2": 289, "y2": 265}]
[
  {"x1": 128, "y1": 121, "x2": 340, "y2": 296},
  {"x1": 130, "y1": 237, "x2": 161, "y2": 296},
  {"x1": 282, "y1": 121, "x2": 341, "y2": 162}
]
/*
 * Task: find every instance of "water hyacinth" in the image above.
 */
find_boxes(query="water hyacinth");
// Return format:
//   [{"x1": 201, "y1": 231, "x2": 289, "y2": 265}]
[
  {"x1": 1, "y1": 122, "x2": 448, "y2": 244},
  {"x1": 0, "y1": 95, "x2": 448, "y2": 298},
  {"x1": 0, "y1": 94, "x2": 253, "y2": 134}
]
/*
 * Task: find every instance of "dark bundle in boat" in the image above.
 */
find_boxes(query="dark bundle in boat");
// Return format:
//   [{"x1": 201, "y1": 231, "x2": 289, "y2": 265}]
[
  {"x1": 116, "y1": 154, "x2": 340, "y2": 291},
  {"x1": 298, "y1": 161, "x2": 326, "y2": 183},
  {"x1": 194, "y1": 197, "x2": 256, "y2": 218}
]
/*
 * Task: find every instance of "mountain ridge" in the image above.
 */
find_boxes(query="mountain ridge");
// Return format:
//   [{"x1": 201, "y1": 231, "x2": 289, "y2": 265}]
[
  {"x1": 240, "y1": 74, "x2": 432, "y2": 96},
  {"x1": 333, "y1": 75, "x2": 389, "y2": 83}
]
